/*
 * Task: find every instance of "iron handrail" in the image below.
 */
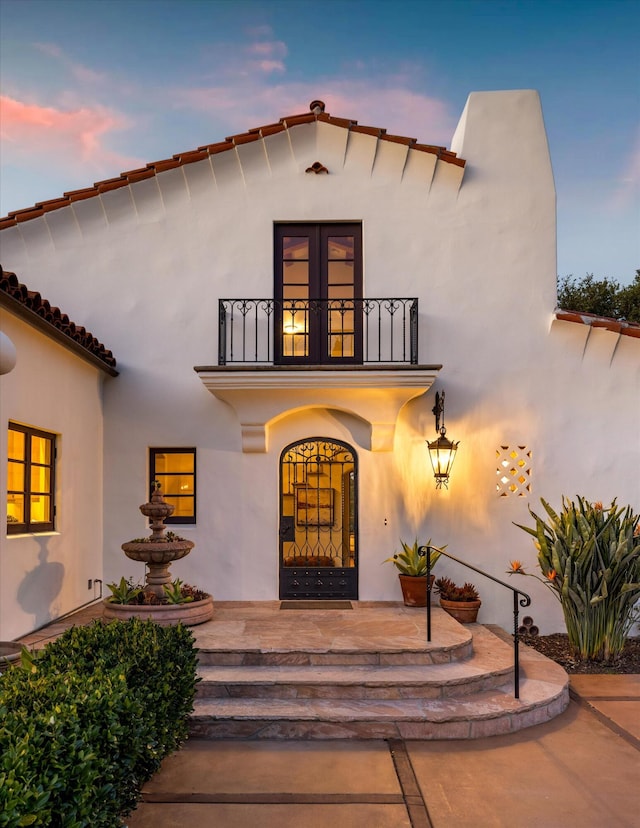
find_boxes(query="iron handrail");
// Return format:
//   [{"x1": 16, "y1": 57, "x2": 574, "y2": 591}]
[{"x1": 420, "y1": 545, "x2": 531, "y2": 699}]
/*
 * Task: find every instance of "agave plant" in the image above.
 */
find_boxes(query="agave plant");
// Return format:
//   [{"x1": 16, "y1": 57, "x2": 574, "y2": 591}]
[
  {"x1": 513, "y1": 497, "x2": 640, "y2": 662},
  {"x1": 383, "y1": 538, "x2": 444, "y2": 576}
]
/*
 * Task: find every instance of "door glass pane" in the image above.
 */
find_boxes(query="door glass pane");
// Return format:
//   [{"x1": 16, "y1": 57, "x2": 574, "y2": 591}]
[
  {"x1": 30, "y1": 466, "x2": 50, "y2": 494},
  {"x1": 328, "y1": 260, "x2": 354, "y2": 285},
  {"x1": 8, "y1": 429, "x2": 25, "y2": 460},
  {"x1": 31, "y1": 435, "x2": 51, "y2": 465},
  {"x1": 327, "y1": 237, "x2": 354, "y2": 260},
  {"x1": 7, "y1": 461, "x2": 24, "y2": 491},
  {"x1": 283, "y1": 237, "x2": 309, "y2": 260},
  {"x1": 7, "y1": 494, "x2": 24, "y2": 524},
  {"x1": 330, "y1": 335, "x2": 354, "y2": 358},
  {"x1": 283, "y1": 261, "x2": 309, "y2": 284},
  {"x1": 283, "y1": 285, "x2": 309, "y2": 300},
  {"x1": 30, "y1": 495, "x2": 50, "y2": 524},
  {"x1": 328, "y1": 285, "x2": 355, "y2": 300}
]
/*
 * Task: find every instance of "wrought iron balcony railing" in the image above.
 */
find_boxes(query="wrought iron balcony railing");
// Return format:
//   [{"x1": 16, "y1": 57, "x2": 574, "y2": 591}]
[{"x1": 218, "y1": 298, "x2": 418, "y2": 365}]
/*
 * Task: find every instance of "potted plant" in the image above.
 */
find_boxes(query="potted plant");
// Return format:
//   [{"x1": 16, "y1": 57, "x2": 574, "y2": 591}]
[
  {"x1": 384, "y1": 539, "x2": 443, "y2": 607},
  {"x1": 434, "y1": 577, "x2": 481, "y2": 623}
]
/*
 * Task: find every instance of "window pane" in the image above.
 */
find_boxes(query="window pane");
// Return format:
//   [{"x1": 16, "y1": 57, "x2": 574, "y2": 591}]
[
  {"x1": 8, "y1": 429, "x2": 25, "y2": 460},
  {"x1": 283, "y1": 261, "x2": 309, "y2": 284},
  {"x1": 30, "y1": 466, "x2": 51, "y2": 493},
  {"x1": 283, "y1": 285, "x2": 309, "y2": 300},
  {"x1": 155, "y1": 453, "x2": 194, "y2": 474},
  {"x1": 156, "y1": 475, "x2": 194, "y2": 496},
  {"x1": 329, "y1": 309, "x2": 354, "y2": 333},
  {"x1": 330, "y1": 335, "x2": 354, "y2": 358},
  {"x1": 328, "y1": 285, "x2": 355, "y2": 300},
  {"x1": 7, "y1": 494, "x2": 24, "y2": 524},
  {"x1": 328, "y1": 261, "x2": 354, "y2": 285},
  {"x1": 166, "y1": 496, "x2": 195, "y2": 518},
  {"x1": 7, "y1": 461, "x2": 24, "y2": 492},
  {"x1": 283, "y1": 237, "x2": 309, "y2": 260},
  {"x1": 31, "y1": 435, "x2": 52, "y2": 465},
  {"x1": 30, "y1": 495, "x2": 51, "y2": 524},
  {"x1": 327, "y1": 237, "x2": 354, "y2": 260}
]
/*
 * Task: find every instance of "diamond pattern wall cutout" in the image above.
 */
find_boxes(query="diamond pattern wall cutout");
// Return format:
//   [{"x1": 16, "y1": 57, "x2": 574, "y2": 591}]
[{"x1": 496, "y1": 446, "x2": 532, "y2": 497}]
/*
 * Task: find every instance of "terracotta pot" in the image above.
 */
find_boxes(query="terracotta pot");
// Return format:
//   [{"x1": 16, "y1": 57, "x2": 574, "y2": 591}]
[
  {"x1": 398, "y1": 574, "x2": 435, "y2": 607},
  {"x1": 439, "y1": 598, "x2": 481, "y2": 623},
  {"x1": 103, "y1": 595, "x2": 213, "y2": 627}
]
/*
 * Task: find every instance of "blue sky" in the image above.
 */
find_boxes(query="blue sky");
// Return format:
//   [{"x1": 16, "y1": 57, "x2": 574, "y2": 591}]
[{"x1": 1, "y1": 0, "x2": 638, "y2": 282}]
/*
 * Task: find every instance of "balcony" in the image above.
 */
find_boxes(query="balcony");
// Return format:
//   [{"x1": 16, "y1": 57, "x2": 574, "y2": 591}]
[
  {"x1": 195, "y1": 297, "x2": 441, "y2": 452},
  {"x1": 218, "y1": 297, "x2": 419, "y2": 366}
]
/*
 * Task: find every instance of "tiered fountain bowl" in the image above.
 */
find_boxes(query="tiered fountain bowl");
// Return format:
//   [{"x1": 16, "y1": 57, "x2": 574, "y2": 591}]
[{"x1": 103, "y1": 485, "x2": 213, "y2": 626}]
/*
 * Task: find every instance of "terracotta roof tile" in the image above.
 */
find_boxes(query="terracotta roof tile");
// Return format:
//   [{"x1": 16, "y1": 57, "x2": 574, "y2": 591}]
[
  {"x1": 0, "y1": 267, "x2": 118, "y2": 374},
  {"x1": 0, "y1": 100, "x2": 465, "y2": 228},
  {"x1": 556, "y1": 309, "x2": 640, "y2": 339}
]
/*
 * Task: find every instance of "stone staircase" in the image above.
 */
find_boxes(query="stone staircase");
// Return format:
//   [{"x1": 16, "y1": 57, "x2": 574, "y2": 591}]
[{"x1": 188, "y1": 603, "x2": 569, "y2": 740}]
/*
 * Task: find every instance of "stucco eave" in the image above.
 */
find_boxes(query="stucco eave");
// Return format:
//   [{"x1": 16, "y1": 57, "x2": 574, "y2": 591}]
[{"x1": 195, "y1": 365, "x2": 441, "y2": 452}]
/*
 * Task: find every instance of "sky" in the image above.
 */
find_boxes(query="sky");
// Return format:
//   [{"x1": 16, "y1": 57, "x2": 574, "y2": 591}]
[{"x1": 1, "y1": 0, "x2": 638, "y2": 282}]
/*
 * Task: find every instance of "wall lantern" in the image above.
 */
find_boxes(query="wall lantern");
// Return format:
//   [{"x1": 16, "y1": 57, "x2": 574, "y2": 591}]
[{"x1": 427, "y1": 390, "x2": 459, "y2": 489}]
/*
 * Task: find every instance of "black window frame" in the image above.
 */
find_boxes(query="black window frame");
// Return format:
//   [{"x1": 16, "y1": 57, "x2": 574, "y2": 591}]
[
  {"x1": 149, "y1": 447, "x2": 196, "y2": 525},
  {"x1": 7, "y1": 422, "x2": 56, "y2": 535}
]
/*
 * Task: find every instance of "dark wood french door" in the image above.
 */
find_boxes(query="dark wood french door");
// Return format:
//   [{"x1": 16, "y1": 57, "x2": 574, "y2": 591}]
[{"x1": 274, "y1": 223, "x2": 363, "y2": 364}]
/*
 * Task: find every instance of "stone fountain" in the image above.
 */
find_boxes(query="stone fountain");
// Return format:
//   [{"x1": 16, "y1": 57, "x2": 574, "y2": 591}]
[{"x1": 103, "y1": 483, "x2": 213, "y2": 625}]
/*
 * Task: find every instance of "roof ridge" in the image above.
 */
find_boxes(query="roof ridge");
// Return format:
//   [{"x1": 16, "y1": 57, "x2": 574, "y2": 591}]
[
  {"x1": 0, "y1": 100, "x2": 464, "y2": 230},
  {"x1": 0, "y1": 267, "x2": 119, "y2": 372}
]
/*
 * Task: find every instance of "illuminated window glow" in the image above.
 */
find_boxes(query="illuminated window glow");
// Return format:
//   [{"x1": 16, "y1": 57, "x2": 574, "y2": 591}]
[
  {"x1": 7, "y1": 423, "x2": 56, "y2": 534},
  {"x1": 149, "y1": 448, "x2": 196, "y2": 523},
  {"x1": 496, "y1": 446, "x2": 532, "y2": 497}
]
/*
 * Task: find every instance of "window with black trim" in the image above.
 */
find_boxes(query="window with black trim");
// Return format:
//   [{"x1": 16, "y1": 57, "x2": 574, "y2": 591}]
[
  {"x1": 7, "y1": 423, "x2": 56, "y2": 534},
  {"x1": 149, "y1": 448, "x2": 196, "y2": 524}
]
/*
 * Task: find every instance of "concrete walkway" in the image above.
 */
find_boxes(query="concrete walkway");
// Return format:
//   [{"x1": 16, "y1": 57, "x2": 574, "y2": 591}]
[
  {"x1": 125, "y1": 679, "x2": 639, "y2": 828},
  {"x1": 17, "y1": 603, "x2": 640, "y2": 827}
]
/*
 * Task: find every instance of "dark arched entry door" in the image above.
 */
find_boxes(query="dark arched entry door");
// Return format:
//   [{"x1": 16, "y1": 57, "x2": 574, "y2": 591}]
[{"x1": 279, "y1": 438, "x2": 358, "y2": 600}]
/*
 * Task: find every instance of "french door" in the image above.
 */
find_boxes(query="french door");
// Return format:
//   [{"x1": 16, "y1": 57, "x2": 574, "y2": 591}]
[{"x1": 274, "y1": 223, "x2": 363, "y2": 364}]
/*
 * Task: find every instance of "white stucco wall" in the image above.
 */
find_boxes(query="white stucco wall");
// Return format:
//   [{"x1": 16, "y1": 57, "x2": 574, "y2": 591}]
[
  {"x1": 1, "y1": 90, "x2": 638, "y2": 634},
  {"x1": 0, "y1": 311, "x2": 107, "y2": 640}
]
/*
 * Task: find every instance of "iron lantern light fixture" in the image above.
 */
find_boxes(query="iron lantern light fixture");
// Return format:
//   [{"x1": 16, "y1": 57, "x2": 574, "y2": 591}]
[{"x1": 427, "y1": 390, "x2": 459, "y2": 489}]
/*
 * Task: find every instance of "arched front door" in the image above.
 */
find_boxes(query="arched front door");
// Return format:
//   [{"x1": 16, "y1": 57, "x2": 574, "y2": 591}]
[{"x1": 279, "y1": 438, "x2": 358, "y2": 600}]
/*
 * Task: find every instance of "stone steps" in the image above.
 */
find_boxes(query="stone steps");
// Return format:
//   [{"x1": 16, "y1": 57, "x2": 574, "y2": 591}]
[{"x1": 190, "y1": 615, "x2": 570, "y2": 740}]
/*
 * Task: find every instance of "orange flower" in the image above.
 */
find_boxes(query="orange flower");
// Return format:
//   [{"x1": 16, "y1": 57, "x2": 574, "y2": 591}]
[
  {"x1": 509, "y1": 560, "x2": 524, "y2": 573},
  {"x1": 593, "y1": 501, "x2": 603, "y2": 511},
  {"x1": 634, "y1": 524, "x2": 640, "y2": 538},
  {"x1": 547, "y1": 569, "x2": 557, "y2": 581}
]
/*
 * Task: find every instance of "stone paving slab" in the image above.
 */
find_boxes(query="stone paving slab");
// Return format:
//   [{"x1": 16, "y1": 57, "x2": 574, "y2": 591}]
[
  {"x1": 125, "y1": 802, "x2": 412, "y2": 828},
  {"x1": 407, "y1": 701, "x2": 640, "y2": 828},
  {"x1": 141, "y1": 741, "x2": 402, "y2": 795}
]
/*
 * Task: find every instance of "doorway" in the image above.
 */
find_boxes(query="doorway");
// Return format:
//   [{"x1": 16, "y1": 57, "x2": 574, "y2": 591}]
[{"x1": 279, "y1": 438, "x2": 358, "y2": 600}]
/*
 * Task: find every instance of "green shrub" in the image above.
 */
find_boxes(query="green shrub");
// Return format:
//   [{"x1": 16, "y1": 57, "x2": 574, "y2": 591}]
[
  {"x1": 513, "y1": 497, "x2": 640, "y2": 661},
  {"x1": 0, "y1": 619, "x2": 199, "y2": 827}
]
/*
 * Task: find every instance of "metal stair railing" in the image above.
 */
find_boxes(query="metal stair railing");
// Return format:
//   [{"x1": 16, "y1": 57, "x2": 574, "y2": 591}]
[{"x1": 420, "y1": 545, "x2": 532, "y2": 699}]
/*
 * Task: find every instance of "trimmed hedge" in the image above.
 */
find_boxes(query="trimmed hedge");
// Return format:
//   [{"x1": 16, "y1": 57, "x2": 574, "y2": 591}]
[{"x1": 0, "y1": 619, "x2": 199, "y2": 827}]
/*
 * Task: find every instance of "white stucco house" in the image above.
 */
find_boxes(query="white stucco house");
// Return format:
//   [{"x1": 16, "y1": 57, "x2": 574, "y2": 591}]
[{"x1": 1, "y1": 89, "x2": 638, "y2": 642}]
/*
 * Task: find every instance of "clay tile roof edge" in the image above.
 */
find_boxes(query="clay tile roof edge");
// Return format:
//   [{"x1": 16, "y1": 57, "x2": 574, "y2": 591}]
[
  {"x1": 555, "y1": 309, "x2": 640, "y2": 338},
  {"x1": 0, "y1": 267, "x2": 119, "y2": 375},
  {"x1": 0, "y1": 103, "x2": 466, "y2": 228}
]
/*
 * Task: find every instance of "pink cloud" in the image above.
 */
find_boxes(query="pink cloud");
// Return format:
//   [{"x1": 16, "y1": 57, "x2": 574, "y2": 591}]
[{"x1": 0, "y1": 95, "x2": 141, "y2": 177}]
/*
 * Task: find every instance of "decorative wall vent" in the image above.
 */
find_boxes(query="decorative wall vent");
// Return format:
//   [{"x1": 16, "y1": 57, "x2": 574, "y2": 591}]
[
  {"x1": 305, "y1": 161, "x2": 329, "y2": 174},
  {"x1": 496, "y1": 446, "x2": 532, "y2": 497}
]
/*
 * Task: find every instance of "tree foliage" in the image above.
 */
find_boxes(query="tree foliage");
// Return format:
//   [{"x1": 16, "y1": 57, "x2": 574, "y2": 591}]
[{"x1": 557, "y1": 270, "x2": 640, "y2": 323}]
